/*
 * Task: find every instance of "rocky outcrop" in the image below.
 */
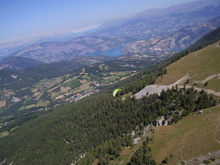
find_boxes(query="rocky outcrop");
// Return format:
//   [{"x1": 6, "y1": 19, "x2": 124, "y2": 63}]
[{"x1": 156, "y1": 116, "x2": 169, "y2": 127}]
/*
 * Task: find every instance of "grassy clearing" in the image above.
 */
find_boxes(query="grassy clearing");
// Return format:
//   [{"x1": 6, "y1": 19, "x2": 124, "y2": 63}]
[
  {"x1": 44, "y1": 77, "x2": 65, "y2": 92},
  {"x1": 79, "y1": 79, "x2": 87, "y2": 83},
  {"x1": 202, "y1": 77, "x2": 220, "y2": 91},
  {"x1": 0, "y1": 101, "x2": 6, "y2": 108},
  {"x1": 18, "y1": 105, "x2": 26, "y2": 111},
  {"x1": 81, "y1": 73, "x2": 90, "y2": 80},
  {"x1": 23, "y1": 98, "x2": 31, "y2": 104},
  {"x1": 31, "y1": 92, "x2": 43, "y2": 100},
  {"x1": 32, "y1": 79, "x2": 44, "y2": 89},
  {"x1": 92, "y1": 159, "x2": 99, "y2": 165},
  {"x1": 31, "y1": 88, "x2": 38, "y2": 93},
  {"x1": 63, "y1": 78, "x2": 82, "y2": 89},
  {"x1": 10, "y1": 126, "x2": 19, "y2": 132},
  {"x1": 0, "y1": 131, "x2": 9, "y2": 137},
  {"x1": 101, "y1": 76, "x2": 118, "y2": 84},
  {"x1": 117, "y1": 138, "x2": 146, "y2": 164},
  {"x1": 51, "y1": 92, "x2": 59, "y2": 99},
  {"x1": 73, "y1": 82, "x2": 92, "y2": 93},
  {"x1": 2, "y1": 115, "x2": 14, "y2": 119},
  {"x1": 79, "y1": 82, "x2": 92, "y2": 90},
  {"x1": 155, "y1": 41, "x2": 220, "y2": 91},
  {"x1": 24, "y1": 100, "x2": 49, "y2": 110},
  {"x1": 102, "y1": 72, "x2": 128, "y2": 84},
  {"x1": 26, "y1": 104, "x2": 36, "y2": 109},
  {"x1": 122, "y1": 92, "x2": 133, "y2": 99},
  {"x1": 52, "y1": 92, "x2": 66, "y2": 100},
  {"x1": 62, "y1": 76, "x2": 77, "y2": 85},
  {"x1": 98, "y1": 64, "x2": 109, "y2": 70},
  {"x1": 36, "y1": 100, "x2": 49, "y2": 107},
  {"x1": 110, "y1": 134, "x2": 151, "y2": 164},
  {"x1": 90, "y1": 74, "x2": 101, "y2": 80},
  {"x1": 60, "y1": 86, "x2": 71, "y2": 92},
  {"x1": 149, "y1": 104, "x2": 220, "y2": 164},
  {"x1": 32, "y1": 78, "x2": 54, "y2": 89}
]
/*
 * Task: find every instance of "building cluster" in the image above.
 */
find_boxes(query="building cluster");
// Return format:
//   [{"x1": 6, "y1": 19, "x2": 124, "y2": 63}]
[{"x1": 69, "y1": 89, "x2": 99, "y2": 102}]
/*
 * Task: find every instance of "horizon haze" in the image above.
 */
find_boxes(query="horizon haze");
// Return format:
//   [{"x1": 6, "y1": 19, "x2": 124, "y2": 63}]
[{"x1": 1, "y1": 0, "x2": 198, "y2": 44}]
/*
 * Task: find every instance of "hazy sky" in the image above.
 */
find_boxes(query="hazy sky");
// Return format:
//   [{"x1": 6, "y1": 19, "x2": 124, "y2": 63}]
[{"x1": 0, "y1": 0, "x2": 197, "y2": 43}]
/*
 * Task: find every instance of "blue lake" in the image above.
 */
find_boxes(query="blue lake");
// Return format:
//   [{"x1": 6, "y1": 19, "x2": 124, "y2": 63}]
[{"x1": 85, "y1": 46, "x2": 124, "y2": 57}]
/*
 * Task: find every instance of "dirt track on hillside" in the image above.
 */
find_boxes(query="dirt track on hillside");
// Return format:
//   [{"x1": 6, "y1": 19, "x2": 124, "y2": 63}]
[
  {"x1": 202, "y1": 73, "x2": 220, "y2": 83},
  {"x1": 185, "y1": 85, "x2": 220, "y2": 97},
  {"x1": 134, "y1": 74, "x2": 220, "y2": 99}
]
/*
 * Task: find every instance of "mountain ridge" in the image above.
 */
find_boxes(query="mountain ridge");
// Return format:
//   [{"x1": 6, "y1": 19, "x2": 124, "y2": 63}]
[
  {"x1": 89, "y1": 0, "x2": 220, "y2": 38},
  {"x1": 9, "y1": 36, "x2": 134, "y2": 63},
  {"x1": 121, "y1": 16, "x2": 220, "y2": 56},
  {"x1": 0, "y1": 31, "x2": 83, "y2": 58},
  {"x1": 0, "y1": 56, "x2": 45, "y2": 70}
]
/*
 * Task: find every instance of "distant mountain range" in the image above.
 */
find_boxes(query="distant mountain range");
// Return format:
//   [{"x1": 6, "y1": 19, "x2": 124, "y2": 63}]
[
  {"x1": 9, "y1": 36, "x2": 134, "y2": 63},
  {"x1": 0, "y1": 31, "x2": 83, "y2": 57},
  {"x1": 86, "y1": 0, "x2": 220, "y2": 39},
  {"x1": 1, "y1": 0, "x2": 220, "y2": 65},
  {"x1": 121, "y1": 16, "x2": 220, "y2": 56}
]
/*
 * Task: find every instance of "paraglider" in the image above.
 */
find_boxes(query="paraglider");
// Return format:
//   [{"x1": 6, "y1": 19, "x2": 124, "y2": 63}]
[{"x1": 113, "y1": 89, "x2": 122, "y2": 97}]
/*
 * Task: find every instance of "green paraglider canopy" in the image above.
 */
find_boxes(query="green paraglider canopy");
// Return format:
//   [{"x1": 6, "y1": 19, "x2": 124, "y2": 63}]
[{"x1": 113, "y1": 89, "x2": 122, "y2": 97}]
